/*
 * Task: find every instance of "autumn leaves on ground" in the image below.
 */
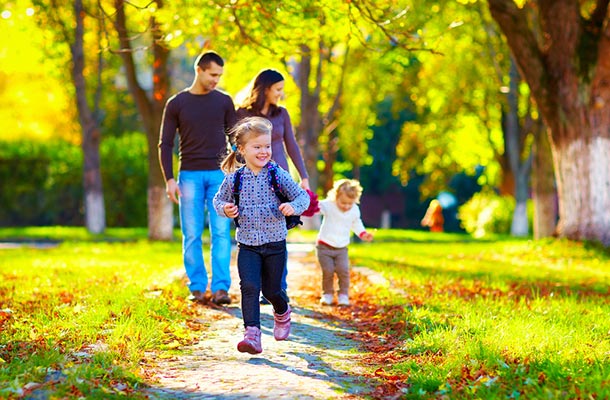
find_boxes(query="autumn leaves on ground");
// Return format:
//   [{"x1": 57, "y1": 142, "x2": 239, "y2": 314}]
[{"x1": 1, "y1": 227, "x2": 609, "y2": 399}]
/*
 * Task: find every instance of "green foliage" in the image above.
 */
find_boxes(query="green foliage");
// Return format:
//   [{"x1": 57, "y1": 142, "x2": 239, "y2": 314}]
[
  {"x1": 0, "y1": 134, "x2": 149, "y2": 227},
  {"x1": 0, "y1": 141, "x2": 82, "y2": 226},
  {"x1": 99, "y1": 133, "x2": 148, "y2": 226},
  {"x1": 393, "y1": 1, "x2": 510, "y2": 195},
  {"x1": 361, "y1": 96, "x2": 417, "y2": 195},
  {"x1": 457, "y1": 189, "x2": 515, "y2": 236}
]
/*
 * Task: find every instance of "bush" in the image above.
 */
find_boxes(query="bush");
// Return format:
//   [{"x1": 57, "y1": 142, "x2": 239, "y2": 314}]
[
  {"x1": 0, "y1": 134, "x2": 149, "y2": 227},
  {"x1": 100, "y1": 133, "x2": 148, "y2": 227},
  {"x1": 0, "y1": 141, "x2": 82, "y2": 226},
  {"x1": 458, "y1": 189, "x2": 515, "y2": 237}
]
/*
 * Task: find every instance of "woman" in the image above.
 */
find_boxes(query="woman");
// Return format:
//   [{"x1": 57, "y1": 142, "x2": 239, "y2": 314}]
[
  {"x1": 236, "y1": 69, "x2": 310, "y2": 303},
  {"x1": 236, "y1": 69, "x2": 310, "y2": 191}
]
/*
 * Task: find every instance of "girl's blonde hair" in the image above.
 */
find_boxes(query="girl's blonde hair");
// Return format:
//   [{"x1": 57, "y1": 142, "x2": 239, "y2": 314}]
[
  {"x1": 220, "y1": 116, "x2": 272, "y2": 173},
  {"x1": 327, "y1": 179, "x2": 364, "y2": 203}
]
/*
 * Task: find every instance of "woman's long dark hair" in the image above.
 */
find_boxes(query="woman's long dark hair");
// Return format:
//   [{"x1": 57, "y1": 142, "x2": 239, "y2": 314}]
[{"x1": 240, "y1": 69, "x2": 284, "y2": 118}]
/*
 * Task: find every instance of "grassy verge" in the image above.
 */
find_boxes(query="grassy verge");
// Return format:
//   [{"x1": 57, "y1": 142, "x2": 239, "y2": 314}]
[
  {"x1": 345, "y1": 229, "x2": 610, "y2": 399},
  {"x1": 0, "y1": 227, "x2": 196, "y2": 399}
]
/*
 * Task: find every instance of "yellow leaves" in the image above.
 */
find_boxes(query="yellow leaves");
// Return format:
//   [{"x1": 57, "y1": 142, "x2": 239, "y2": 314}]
[
  {"x1": 0, "y1": 308, "x2": 12, "y2": 328},
  {"x1": 164, "y1": 340, "x2": 181, "y2": 349},
  {"x1": 59, "y1": 291, "x2": 74, "y2": 305},
  {"x1": 0, "y1": 4, "x2": 77, "y2": 142}
]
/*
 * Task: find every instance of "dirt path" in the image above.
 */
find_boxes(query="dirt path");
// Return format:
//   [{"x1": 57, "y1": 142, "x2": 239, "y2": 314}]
[{"x1": 144, "y1": 243, "x2": 375, "y2": 399}]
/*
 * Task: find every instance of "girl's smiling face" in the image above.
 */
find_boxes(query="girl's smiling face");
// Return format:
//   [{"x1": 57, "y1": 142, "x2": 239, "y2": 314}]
[{"x1": 240, "y1": 133, "x2": 272, "y2": 174}]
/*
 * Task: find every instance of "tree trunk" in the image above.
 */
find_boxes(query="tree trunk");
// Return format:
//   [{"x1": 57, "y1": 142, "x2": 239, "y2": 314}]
[
  {"x1": 552, "y1": 123, "x2": 610, "y2": 246},
  {"x1": 291, "y1": 44, "x2": 322, "y2": 192},
  {"x1": 147, "y1": 5, "x2": 173, "y2": 241},
  {"x1": 114, "y1": 0, "x2": 173, "y2": 240},
  {"x1": 504, "y1": 59, "x2": 531, "y2": 237},
  {"x1": 511, "y1": 172, "x2": 530, "y2": 237},
  {"x1": 488, "y1": 0, "x2": 610, "y2": 246},
  {"x1": 72, "y1": 0, "x2": 105, "y2": 234},
  {"x1": 531, "y1": 129, "x2": 557, "y2": 238}
]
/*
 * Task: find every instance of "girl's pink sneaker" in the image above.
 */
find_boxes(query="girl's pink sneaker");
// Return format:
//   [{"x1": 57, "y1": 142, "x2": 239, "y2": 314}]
[
  {"x1": 273, "y1": 305, "x2": 291, "y2": 340},
  {"x1": 237, "y1": 326, "x2": 262, "y2": 354}
]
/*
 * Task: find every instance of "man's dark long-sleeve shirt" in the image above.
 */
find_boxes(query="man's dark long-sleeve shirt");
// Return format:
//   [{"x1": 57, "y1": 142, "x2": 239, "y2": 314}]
[{"x1": 158, "y1": 89, "x2": 237, "y2": 181}]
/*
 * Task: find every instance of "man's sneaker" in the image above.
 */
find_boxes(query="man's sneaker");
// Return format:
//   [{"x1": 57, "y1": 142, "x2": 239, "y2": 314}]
[
  {"x1": 237, "y1": 326, "x2": 262, "y2": 354},
  {"x1": 273, "y1": 305, "x2": 291, "y2": 340},
  {"x1": 338, "y1": 294, "x2": 350, "y2": 306},
  {"x1": 188, "y1": 290, "x2": 211, "y2": 304},
  {"x1": 320, "y1": 294, "x2": 333, "y2": 306},
  {"x1": 212, "y1": 289, "x2": 231, "y2": 305}
]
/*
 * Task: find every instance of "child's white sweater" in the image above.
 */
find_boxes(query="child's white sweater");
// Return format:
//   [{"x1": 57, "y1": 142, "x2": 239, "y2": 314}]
[{"x1": 317, "y1": 199, "x2": 367, "y2": 248}]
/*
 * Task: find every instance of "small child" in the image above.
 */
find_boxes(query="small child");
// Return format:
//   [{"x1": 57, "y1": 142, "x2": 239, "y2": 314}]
[
  {"x1": 213, "y1": 116, "x2": 310, "y2": 354},
  {"x1": 315, "y1": 179, "x2": 373, "y2": 306},
  {"x1": 421, "y1": 199, "x2": 444, "y2": 232}
]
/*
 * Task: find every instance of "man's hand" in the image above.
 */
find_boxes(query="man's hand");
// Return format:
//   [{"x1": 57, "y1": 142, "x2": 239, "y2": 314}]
[{"x1": 165, "y1": 179, "x2": 181, "y2": 205}]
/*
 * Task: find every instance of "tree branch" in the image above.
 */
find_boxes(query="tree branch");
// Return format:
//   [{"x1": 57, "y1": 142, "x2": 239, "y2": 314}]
[
  {"x1": 113, "y1": 0, "x2": 153, "y2": 124},
  {"x1": 348, "y1": 0, "x2": 441, "y2": 54},
  {"x1": 487, "y1": 0, "x2": 555, "y2": 124}
]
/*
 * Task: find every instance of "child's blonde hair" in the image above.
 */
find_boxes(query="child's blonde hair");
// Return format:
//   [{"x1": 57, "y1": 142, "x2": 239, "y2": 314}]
[
  {"x1": 220, "y1": 116, "x2": 272, "y2": 173},
  {"x1": 327, "y1": 179, "x2": 364, "y2": 203}
]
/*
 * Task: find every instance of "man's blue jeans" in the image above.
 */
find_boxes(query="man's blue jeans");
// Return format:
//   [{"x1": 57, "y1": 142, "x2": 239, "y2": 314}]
[
  {"x1": 237, "y1": 240, "x2": 288, "y2": 329},
  {"x1": 178, "y1": 169, "x2": 231, "y2": 294}
]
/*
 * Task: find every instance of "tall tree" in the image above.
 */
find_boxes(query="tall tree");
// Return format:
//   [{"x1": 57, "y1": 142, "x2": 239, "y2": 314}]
[
  {"x1": 532, "y1": 124, "x2": 557, "y2": 238},
  {"x1": 487, "y1": 0, "x2": 610, "y2": 246},
  {"x1": 32, "y1": 0, "x2": 106, "y2": 233},
  {"x1": 390, "y1": 1, "x2": 558, "y2": 237},
  {"x1": 502, "y1": 59, "x2": 533, "y2": 236},
  {"x1": 110, "y1": 0, "x2": 172, "y2": 240}
]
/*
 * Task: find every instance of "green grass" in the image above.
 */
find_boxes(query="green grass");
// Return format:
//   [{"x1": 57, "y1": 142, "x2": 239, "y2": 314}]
[
  {"x1": 348, "y1": 229, "x2": 610, "y2": 399},
  {"x1": 0, "y1": 227, "x2": 194, "y2": 399},
  {"x1": 1, "y1": 227, "x2": 609, "y2": 399}
]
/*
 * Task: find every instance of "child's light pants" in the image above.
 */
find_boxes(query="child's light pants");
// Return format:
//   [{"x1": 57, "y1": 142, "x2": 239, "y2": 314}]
[{"x1": 316, "y1": 243, "x2": 350, "y2": 297}]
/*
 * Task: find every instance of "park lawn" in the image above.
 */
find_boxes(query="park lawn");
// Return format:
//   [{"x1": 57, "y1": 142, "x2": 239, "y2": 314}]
[
  {"x1": 1, "y1": 227, "x2": 609, "y2": 399},
  {"x1": 0, "y1": 227, "x2": 196, "y2": 399},
  {"x1": 346, "y1": 230, "x2": 610, "y2": 399}
]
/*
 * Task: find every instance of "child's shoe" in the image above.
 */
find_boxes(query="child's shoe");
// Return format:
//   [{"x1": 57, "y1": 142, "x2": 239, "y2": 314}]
[
  {"x1": 237, "y1": 326, "x2": 262, "y2": 354},
  {"x1": 338, "y1": 294, "x2": 350, "y2": 306},
  {"x1": 320, "y1": 294, "x2": 333, "y2": 305},
  {"x1": 273, "y1": 305, "x2": 291, "y2": 340}
]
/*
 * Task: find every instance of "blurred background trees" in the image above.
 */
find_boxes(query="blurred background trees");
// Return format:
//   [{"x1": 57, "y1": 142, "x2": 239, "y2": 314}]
[{"x1": 1, "y1": 0, "x2": 607, "y2": 245}]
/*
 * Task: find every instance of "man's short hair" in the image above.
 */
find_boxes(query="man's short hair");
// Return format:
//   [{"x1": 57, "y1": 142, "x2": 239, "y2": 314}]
[{"x1": 195, "y1": 51, "x2": 224, "y2": 70}]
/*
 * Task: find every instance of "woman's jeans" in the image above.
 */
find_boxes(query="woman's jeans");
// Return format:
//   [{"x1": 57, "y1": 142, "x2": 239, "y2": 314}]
[
  {"x1": 238, "y1": 240, "x2": 288, "y2": 328},
  {"x1": 178, "y1": 169, "x2": 231, "y2": 294}
]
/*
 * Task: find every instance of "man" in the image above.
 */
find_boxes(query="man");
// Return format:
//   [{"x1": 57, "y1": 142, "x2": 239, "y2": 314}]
[{"x1": 159, "y1": 51, "x2": 236, "y2": 305}]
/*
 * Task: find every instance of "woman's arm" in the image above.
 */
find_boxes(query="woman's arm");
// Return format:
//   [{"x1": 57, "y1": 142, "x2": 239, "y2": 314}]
[{"x1": 281, "y1": 108, "x2": 309, "y2": 185}]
